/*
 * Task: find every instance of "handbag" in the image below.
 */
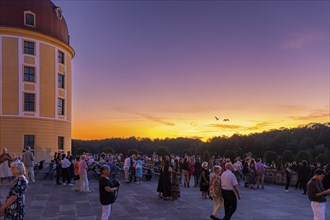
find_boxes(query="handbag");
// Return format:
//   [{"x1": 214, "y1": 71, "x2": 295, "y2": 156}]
[
  {"x1": 202, "y1": 182, "x2": 209, "y2": 187},
  {"x1": 135, "y1": 163, "x2": 140, "y2": 169}
]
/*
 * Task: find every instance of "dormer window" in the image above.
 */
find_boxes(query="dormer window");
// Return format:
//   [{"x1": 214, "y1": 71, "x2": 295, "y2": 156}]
[
  {"x1": 24, "y1": 11, "x2": 36, "y2": 27},
  {"x1": 55, "y1": 7, "x2": 63, "y2": 19}
]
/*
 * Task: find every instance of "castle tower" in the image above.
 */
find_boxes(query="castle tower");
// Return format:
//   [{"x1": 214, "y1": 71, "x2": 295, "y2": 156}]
[{"x1": 0, "y1": 0, "x2": 75, "y2": 161}]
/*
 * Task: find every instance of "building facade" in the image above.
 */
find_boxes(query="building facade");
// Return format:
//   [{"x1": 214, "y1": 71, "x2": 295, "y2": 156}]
[{"x1": 0, "y1": 0, "x2": 75, "y2": 161}]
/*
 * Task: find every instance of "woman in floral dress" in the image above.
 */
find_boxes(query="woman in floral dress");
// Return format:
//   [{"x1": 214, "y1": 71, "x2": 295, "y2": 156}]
[
  {"x1": 0, "y1": 161, "x2": 28, "y2": 220},
  {"x1": 171, "y1": 159, "x2": 180, "y2": 200},
  {"x1": 248, "y1": 159, "x2": 257, "y2": 189},
  {"x1": 209, "y1": 165, "x2": 223, "y2": 220}
]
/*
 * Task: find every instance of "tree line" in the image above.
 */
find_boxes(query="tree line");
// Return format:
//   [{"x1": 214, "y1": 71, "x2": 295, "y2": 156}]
[{"x1": 72, "y1": 122, "x2": 330, "y2": 166}]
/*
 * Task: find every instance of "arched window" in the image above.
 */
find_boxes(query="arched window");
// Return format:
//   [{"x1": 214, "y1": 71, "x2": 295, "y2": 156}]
[
  {"x1": 55, "y1": 7, "x2": 63, "y2": 20},
  {"x1": 24, "y1": 11, "x2": 36, "y2": 27}
]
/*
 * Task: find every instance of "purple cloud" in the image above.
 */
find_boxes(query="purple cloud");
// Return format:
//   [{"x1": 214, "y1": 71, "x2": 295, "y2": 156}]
[{"x1": 280, "y1": 31, "x2": 325, "y2": 49}]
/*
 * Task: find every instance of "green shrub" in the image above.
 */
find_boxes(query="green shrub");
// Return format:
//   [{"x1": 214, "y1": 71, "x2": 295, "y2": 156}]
[
  {"x1": 295, "y1": 151, "x2": 311, "y2": 162},
  {"x1": 315, "y1": 154, "x2": 329, "y2": 164},
  {"x1": 155, "y1": 146, "x2": 170, "y2": 156},
  {"x1": 102, "y1": 147, "x2": 115, "y2": 154},
  {"x1": 263, "y1": 151, "x2": 278, "y2": 165},
  {"x1": 282, "y1": 150, "x2": 295, "y2": 163}
]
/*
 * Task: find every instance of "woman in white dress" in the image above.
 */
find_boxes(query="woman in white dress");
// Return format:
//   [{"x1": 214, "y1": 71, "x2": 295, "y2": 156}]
[{"x1": 0, "y1": 148, "x2": 13, "y2": 185}]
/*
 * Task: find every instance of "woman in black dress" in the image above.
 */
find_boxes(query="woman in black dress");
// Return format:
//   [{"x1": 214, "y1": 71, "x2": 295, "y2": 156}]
[
  {"x1": 162, "y1": 159, "x2": 172, "y2": 200},
  {"x1": 300, "y1": 160, "x2": 311, "y2": 194},
  {"x1": 156, "y1": 157, "x2": 165, "y2": 198},
  {"x1": 242, "y1": 159, "x2": 250, "y2": 188},
  {"x1": 200, "y1": 161, "x2": 210, "y2": 199},
  {"x1": 323, "y1": 164, "x2": 330, "y2": 190}
]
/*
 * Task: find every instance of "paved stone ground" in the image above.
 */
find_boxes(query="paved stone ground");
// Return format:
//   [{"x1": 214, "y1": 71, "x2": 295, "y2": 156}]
[{"x1": 0, "y1": 172, "x2": 329, "y2": 220}]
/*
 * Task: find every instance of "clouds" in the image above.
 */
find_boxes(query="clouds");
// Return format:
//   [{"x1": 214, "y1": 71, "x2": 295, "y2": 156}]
[
  {"x1": 210, "y1": 124, "x2": 243, "y2": 130},
  {"x1": 280, "y1": 31, "x2": 326, "y2": 49},
  {"x1": 209, "y1": 121, "x2": 275, "y2": 133},
  {"x1": 207, "y1": 107, "x2": 328, "y2": 133},
  {"x1": 134, "y1": 112, "x2": 176, "y2": 126},
  {"x1": 289, "y1": 110, "x2": 330, "y2": 121},
  {"x1": 113, "y1": 107, "x2": 175, "y2": 126},
  {"x1": 244, "y1": 122, "x2": 276, "y2": 131}
]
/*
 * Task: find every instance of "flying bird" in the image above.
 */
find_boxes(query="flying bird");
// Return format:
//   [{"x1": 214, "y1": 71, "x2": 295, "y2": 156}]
[
  {"x1": 215, "y1": 116, "x2": 219, "y2": 121},
  {"x1": 223, "y1": 119, "x2": 230, "y2": 121}
]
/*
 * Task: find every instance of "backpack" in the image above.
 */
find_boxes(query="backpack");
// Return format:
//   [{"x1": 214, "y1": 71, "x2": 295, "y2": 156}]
[
  {"x1": 109, "y1": 190, "x2": 118, "y2": 204},
  {"x1": 100, "y1": 177, "x2": 120, "y2": 205},
  {"x1": 109, "y1": 177, "x2": 120, "y2": 204}
]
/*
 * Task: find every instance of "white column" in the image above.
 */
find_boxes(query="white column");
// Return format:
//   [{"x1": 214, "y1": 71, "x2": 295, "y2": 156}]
[
  {"x1": 64, "y1": 52, "x2": 67, "y2": 121},
  {"x1": 35, "y1": 41, "x2": 40, "y2": 116},
  {"x1": 0, "y1": 35, "x2": 2, "y2": 116},
  {"x1": 55, "y1": 49, "x2": 58, "y2": 118},
  {"x1": 18, "y1": 37, "x2": 23, "y2": 116}
]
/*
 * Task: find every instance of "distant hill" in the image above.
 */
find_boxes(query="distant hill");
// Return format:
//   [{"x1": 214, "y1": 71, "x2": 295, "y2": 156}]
[{"x1": 72, "y1": 122, "x2": 330, "y2": 164}]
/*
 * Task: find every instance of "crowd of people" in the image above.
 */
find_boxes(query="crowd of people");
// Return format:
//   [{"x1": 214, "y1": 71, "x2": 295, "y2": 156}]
[
  {"x1": 1, "y1": 147, "x2": 330, "y2": 220},
  {"x1": 127, "y1": 153, "x2": 330, "y2": 220},
  {"x1": 154, "y1": 155, "x2": 242, "y2": 220},
  {"x1": 52, "y1": 151, "x2": 330, "y2": 220},
  {"x1": 0, "y1": 147, "x2": 102, "y2": 219}
]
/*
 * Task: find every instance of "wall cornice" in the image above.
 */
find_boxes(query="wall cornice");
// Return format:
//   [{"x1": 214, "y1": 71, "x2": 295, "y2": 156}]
[{"x1": 0, "y1": 26, "x2": 75, "y2": 57}]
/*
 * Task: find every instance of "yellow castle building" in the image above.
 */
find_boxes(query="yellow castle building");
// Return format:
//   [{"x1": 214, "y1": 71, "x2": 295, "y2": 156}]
[{"x1": 0, "y1": 0, "x2": 75, "y2": 161}]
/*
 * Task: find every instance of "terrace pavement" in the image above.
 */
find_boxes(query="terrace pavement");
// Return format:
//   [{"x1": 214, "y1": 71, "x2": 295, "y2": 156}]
[{"x1": 0, "y1": 171, "x2": 328, "y2": 220}]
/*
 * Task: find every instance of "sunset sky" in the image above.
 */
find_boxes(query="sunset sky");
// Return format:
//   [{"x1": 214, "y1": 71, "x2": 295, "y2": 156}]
[{"x1": 53, "y1": 0, "x2": 329, "y2": 141}]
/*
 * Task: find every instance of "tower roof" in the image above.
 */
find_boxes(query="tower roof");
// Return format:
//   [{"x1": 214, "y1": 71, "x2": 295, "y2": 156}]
[{"x1": 0, "y1": 0, "x2": 70, "y2": 45}]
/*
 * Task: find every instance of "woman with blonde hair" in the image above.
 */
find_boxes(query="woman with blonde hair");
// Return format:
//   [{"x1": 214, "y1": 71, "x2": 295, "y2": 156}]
[
  {"x1": 79, "y1": 155, "x2": 90, "y2": 192},
  {"x1": 0, "y1": 161, "x2": 28, "y2": 219},
  {"x1": 200, "y1": 161, "x2": 210, "y2": 199},
  {"x1": 209, "y1": 165, "x2": 223, "y2": 220}
]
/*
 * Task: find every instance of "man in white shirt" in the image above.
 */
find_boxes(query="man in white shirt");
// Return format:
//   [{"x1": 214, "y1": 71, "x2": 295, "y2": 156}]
[
  {"x1": 221, "y1": 162, "x2": 241, "y2": 220},
  {"x1": 61, "y1": 153, "x2": 73, "y2": 185},
  {"x1": 123, "y1": 155, "x2": 131, "y2": 183}
]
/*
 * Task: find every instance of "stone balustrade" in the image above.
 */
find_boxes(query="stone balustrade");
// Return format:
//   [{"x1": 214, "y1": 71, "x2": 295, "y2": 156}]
[{"x1": 264, "y1": 169, "x2": 299, "y2": 186}]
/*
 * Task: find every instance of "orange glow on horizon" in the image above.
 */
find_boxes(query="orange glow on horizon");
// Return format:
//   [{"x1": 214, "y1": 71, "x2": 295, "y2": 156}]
[{"x1": 72, "y1": 110, "x2": 329, "y2": 141}]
